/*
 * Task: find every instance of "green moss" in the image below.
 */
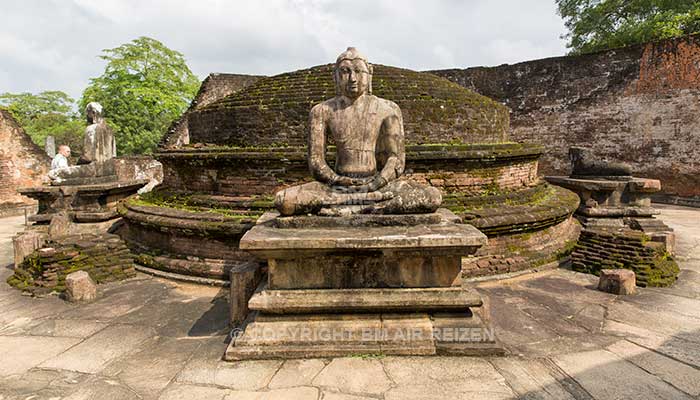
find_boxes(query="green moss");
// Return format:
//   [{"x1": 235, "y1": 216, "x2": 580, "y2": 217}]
[
  {"x1": 190, "y1": 64, "x2": 510, "y2": 147},
  {"x1": 555, "y1": 240, "x2": 577, "y2": 260},
  {"x1": 130, "y1": 190, "x2": 266, "y2": 220}
]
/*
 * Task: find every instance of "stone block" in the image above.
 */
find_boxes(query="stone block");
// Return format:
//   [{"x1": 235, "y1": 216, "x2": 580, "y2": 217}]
[
  {"x1": 598, "y1": 269, "x2": 636, "y2": 295},
  {"x1": 229, "y1": 262, "x2": 263, "y2": 327},
  {"x1": 248, "y1": 286, "x2": 483, "y2": 314},
  {"x1": 65, "y1": 271, "x2": 98, "y2": 302},
  {"x1": 13, "y1": 230, "x2": 45, "y2": 268}
]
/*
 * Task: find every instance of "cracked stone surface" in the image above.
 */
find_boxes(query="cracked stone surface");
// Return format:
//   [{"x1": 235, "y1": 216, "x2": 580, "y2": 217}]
[{"x1": 1, "y1": 205, "x2": 700, "y2": 399}]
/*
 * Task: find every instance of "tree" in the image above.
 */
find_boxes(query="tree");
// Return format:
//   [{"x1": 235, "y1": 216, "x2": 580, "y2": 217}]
[
  {"x1": 557, "y1": 0, "x2": 700, "y2": 54},
  {"x1": 0, "y1": 91, "x2": 84, "y2": 152},
  {"x1": 80, "y1": 37, "x2": 200, "y2": 155}
]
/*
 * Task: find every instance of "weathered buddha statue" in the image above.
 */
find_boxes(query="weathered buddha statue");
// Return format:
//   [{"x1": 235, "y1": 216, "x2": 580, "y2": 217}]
[
  {"x1": 48, "y1": 102, "x2": 117, "y2": 185},
  {"x1": 274, "y1": 47, "x2": 442, "y2": 216},
  {"x1": 569, "y1": 146, "x2": 632, "y2": 178},
  {"x1": 79, "y1": 102, "x2": 116, "y2": 165}
]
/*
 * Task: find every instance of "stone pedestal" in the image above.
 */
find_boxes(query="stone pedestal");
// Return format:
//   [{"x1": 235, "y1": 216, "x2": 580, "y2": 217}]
[
  {"x1": 545, "y1": 176, "x2": 660, "y2": 218},
  {"x1": 547, "y1": 175, "x2": 678, "y2": 287},
  {"x1": 19, "y1": 179, "x2": 149, "y2": 233},
  {"x1": 225, "y1": 209, "x2": 504, "y2": 360},
  {"x1": 546, "y1": 175, "x2": 674, "y2": 250}
]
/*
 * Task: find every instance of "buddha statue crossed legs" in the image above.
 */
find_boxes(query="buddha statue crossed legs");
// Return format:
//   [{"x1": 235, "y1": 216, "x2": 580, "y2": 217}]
[{"x1": 275, "y1": 47, "x2": 441, "y2": 216}]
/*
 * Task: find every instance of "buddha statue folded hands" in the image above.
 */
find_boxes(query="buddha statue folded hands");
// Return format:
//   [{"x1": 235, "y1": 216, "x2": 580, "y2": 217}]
[{"x1": 274, "y1": 47, "x2": 441, "y2": 216}]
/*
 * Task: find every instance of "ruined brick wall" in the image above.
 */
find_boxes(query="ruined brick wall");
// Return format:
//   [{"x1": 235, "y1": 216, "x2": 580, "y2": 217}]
[
  {"x1": 431, "y1": 34, "x2": 700, "y2": 197},
  {"x1": 160, "y1": 73, "x2": 262, "y2": 149},
  {"x1": 571, "y1": 229, "x2": 678, "y2": 287},
  {"x1": 0, "y1": 110, "x2": 50, "y2": 215}
]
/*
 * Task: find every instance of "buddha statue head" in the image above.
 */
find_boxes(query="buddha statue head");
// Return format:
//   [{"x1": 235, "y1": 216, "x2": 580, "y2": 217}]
[
  {"x1": 334, "y1": 47, "x2": 373, "y2": 99},
  {"x1": 85, "y1": 102, "x2": 104, "y2": 124}
]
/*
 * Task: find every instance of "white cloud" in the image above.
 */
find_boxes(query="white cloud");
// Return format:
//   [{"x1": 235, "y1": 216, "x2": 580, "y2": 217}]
[{"x1": 0, "y1": 0, "x2": 568, "y2": 100}]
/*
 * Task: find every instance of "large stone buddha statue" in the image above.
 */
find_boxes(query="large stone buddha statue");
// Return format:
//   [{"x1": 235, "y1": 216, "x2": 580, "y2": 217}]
[{"x1": 275, "y1": 47, "x2": 441, "y2": 216}]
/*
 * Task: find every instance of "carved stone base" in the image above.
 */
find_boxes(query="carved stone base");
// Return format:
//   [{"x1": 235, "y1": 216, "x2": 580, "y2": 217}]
[
  {"x1": 545, "y1": 176, "x2": 661, "y2": 218},
  {"x1": 225, "y1": 209, "x2": 504, "y2": 360},
  {"x1": 19, "y1": 180, "x2": 149, "y2": 227}
]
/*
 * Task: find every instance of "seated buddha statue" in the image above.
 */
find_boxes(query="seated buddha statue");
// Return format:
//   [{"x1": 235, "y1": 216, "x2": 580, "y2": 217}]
[
  {"x1": 48, "y1": 102, "x2": 117, "y2": 185},
  {"x1": 274, "y1": 47, "x2": 442, "y2": 216}
]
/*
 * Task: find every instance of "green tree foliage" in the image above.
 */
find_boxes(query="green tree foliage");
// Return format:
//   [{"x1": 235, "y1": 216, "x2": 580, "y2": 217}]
[
  {"x1": 80, "y1": 37, "x2": 200, "y2": 155},
  {"x1": 0, "y1": 91, "x2": 84, "y2": 152},
  {"x1": 557, "y1": 0, "x2": 700, "y2": 54}
]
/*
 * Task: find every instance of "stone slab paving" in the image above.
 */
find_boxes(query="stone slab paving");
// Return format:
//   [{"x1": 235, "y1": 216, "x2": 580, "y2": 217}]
[{"x1": 1, "y1": 205, "x2": 700, "y2": 399}]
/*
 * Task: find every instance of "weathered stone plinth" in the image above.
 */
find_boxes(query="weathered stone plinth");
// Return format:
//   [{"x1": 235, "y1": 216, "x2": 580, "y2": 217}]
[
  {"x1": 19, "y1": 179, "x2": 149, "y2": 229},
  {"x1": 547, "y1": 175, "x2": 678, "y2": 287},
  {"x1": 225, "y1": 209, "x2": 504, "y2": 360},
  {"x1": 545, "y1": 176, "x2": 660, "y2": 218}
]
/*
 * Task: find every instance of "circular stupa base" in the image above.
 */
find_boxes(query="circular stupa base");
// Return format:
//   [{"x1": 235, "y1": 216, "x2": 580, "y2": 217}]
[
  {"x1": 118, "y1": 195, "x2": 265, "y2": 282},
  {"x1": 119, "y1": 181, "x2": 580, "y2": 284}
]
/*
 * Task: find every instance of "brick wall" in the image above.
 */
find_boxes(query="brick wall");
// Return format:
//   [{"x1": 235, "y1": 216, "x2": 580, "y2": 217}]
[
  {"x1": 158, "y1": 147, "x2": 541, "y2": 197},
  {"x1": 160, "y1": 73, "x2": 261, "y2": 149},
  {"x1": 431, "y1": 34, "x2": 700, "y2": 197},
  {"x1": 187, "y1": 64, "x2": 510, "y2": 147},
  {"x1": 0, "y1": 110, "x2": 50, "y2": 215}
]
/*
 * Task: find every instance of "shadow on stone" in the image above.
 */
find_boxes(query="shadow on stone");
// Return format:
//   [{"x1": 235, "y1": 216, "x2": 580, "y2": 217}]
[{"x1": 187, "y1": 287, "x2": 231, "y2": 337}]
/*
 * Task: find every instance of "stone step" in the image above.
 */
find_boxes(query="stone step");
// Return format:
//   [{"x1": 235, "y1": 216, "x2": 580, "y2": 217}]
[
  {"x1": 225, "y1": 311, "x2": 503, "y2": 361},
  {"x1": 248, "y1": 287, "x2": 483, "y2": 314}
]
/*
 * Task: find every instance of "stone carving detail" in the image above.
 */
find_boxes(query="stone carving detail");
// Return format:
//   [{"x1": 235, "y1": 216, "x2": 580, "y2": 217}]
[{"x1": 274, "y1": 47, "x2": 441, "y2": 216}]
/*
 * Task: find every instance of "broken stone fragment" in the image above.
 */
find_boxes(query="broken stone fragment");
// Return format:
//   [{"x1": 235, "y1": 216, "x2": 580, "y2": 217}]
[
  {"x1": 598, "y1": 268, "x2": 636, "y2": 295},
  {"x1": 65, "y1": 270, "x2": 97, "y2": 302}
]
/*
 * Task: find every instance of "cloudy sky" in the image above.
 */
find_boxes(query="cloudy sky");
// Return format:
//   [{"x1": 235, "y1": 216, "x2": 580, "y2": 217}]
[{"x1": 1, "y1": 0, "x2": 568, "y2": 101}]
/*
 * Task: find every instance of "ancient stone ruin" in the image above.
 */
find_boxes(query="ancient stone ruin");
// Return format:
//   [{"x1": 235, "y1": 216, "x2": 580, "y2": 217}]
[
  {"x1": 8, "y1": 103, "x2": 160, "y2": 295},
  {"x1": 19, "y1": 102, "x2": 159, "y2": 233},
  {"x1": 223, "y1": 48, "x2": 499, "y2": 358},
  {"x1": 121, "y1": 55, "x2": 579, "y2": 288},
  {"x1": 547, "y1": 147, "x2": 678, "y2": 287}
]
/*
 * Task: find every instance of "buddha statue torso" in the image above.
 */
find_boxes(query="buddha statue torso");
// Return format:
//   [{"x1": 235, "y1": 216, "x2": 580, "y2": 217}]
[
  {"x1": 318, "y1": 94, "x2": 399, "y2": 178},
  {"x1": 274, "y1": 47, "x2": 441, "y2": 216}
]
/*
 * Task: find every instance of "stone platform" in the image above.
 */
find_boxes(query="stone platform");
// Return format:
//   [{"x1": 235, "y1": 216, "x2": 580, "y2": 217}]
[
  {"x1": 545, "y1": 176, "x2": 660, "y2": 218},
  {"x1": 19, "y1": 179, "x2": 149, "y2": 225},
  {"x1": 547, "y1": 175, "x2": 678, "y2": 287},
  {"x1": 2, "y1": 205, "x2": 700, "y2": 399},
  {"x1": 226, "y1": 209, "x2": 503, "y2": 359}
]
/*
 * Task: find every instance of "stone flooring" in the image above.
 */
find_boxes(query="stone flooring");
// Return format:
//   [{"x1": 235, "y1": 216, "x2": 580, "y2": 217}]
[{"x1": 0, "y1": 205, "x2": 699, "y2": 399}]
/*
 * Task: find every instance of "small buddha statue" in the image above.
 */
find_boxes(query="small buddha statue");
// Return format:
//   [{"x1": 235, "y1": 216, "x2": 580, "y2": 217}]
[{"x1": 274, "y1": 47, "x2": 441, "y2": 216}]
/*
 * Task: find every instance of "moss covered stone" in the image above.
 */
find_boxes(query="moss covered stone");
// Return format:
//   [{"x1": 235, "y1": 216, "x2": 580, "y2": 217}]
[
  {"x1": 7, "y1": 233, "x2": 136, "y2": 296},
  {"x1": 188, "y1": 64, "x2": 510, "y2": 147},
  {"x1": 571, "y1": 229, "x2": 679, "y2": 287}
]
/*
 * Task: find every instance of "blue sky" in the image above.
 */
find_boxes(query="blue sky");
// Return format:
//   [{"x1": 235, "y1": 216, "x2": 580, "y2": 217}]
[{"x1": 0, "y1": 0, "x2": 568, "y2": 100}]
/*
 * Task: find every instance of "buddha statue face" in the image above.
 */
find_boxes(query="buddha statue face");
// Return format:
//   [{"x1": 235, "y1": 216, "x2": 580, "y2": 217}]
[
  {"x1": 85, "y1": 102, "x2": 104, "y2": 124},
  {"x1": 334, "y1": 47, "x2": 372, "y2": 99}
]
